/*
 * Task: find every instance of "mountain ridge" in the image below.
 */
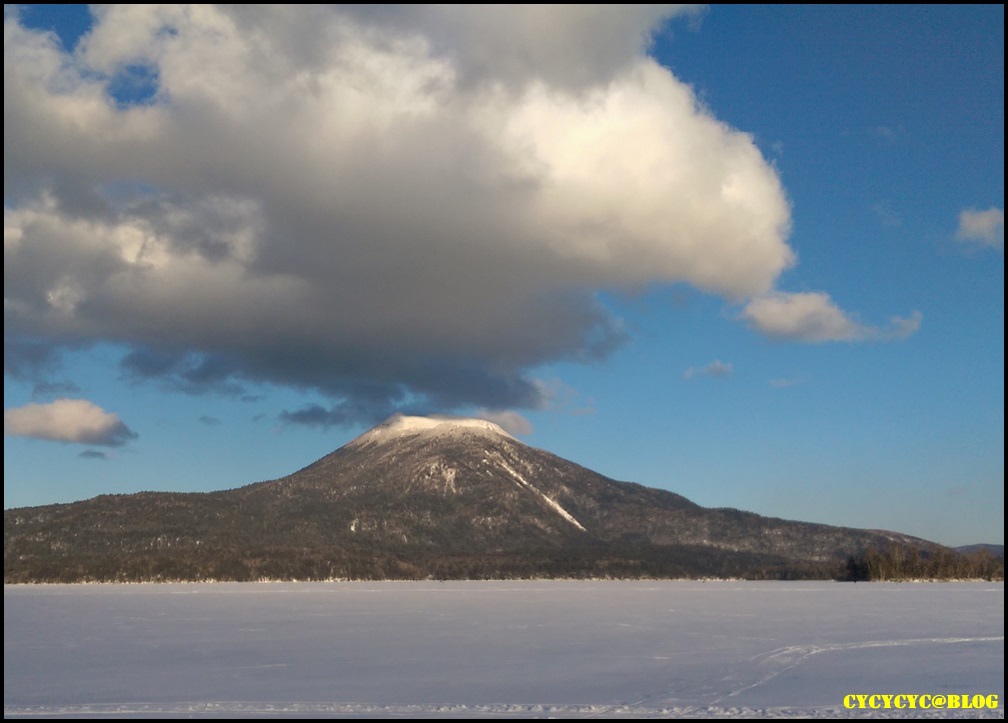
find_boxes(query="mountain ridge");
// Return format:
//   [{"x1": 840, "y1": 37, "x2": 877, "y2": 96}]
[{"x1": 4, "y1": 415, "x2": 997, "y2": 582}]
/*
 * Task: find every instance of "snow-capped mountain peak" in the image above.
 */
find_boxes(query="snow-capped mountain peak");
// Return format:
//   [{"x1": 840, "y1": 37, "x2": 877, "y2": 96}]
[
  {"x1": 4, "y1": 411, "x2": 952, "y2": 584},
  {"x1": 346, "y1": 413, "x2": 515, "y2": 448}
]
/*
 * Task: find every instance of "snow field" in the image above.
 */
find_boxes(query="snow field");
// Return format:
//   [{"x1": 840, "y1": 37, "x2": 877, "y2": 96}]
[{"x1": 4, "y1": 580, "x2": 1003, "y2": 718}]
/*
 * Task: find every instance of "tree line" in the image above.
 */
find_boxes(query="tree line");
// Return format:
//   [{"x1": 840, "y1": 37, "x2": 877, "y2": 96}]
[{"x1": 839, "y1": 546, "x2": 1003, "y2": 582}]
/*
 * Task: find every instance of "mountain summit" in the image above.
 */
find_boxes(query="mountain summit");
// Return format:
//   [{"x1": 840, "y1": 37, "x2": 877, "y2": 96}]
[
  {"x1": 346, "y1": 413, "x2": 516, "y2": 447},
  {"x1": 5, "y1": 414, "x2": 951, "y2": 582}
]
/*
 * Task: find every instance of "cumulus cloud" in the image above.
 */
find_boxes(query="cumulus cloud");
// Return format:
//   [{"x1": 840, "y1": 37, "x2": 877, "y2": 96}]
[
  {"x1": 326, "y1": 5, "x2": 696, "y2": 92},
  {"x1": 740, "y1": 292, "x2": 921, "y2": 342},
  {"x1": 683, "y1": 360, "x2": 733, "y2": 380},
  {"x1": 2, "y1": 6, "x2": 910, "y2": 423},
  {"x1": 956, "y1": 207, "x2": 1004, "y2": 249},
  {"x1": 4, "y1": 399, "x2": 138, "y2": 446}
]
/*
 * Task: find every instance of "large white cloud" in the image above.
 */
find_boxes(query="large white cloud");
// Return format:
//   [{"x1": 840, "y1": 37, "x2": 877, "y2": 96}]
[
  {"x1": 2, "y1": 6, "x2": 909, "y2": 421},
  {"x1": 4, "y1": 399, "x2": 137, "y2": 446}
]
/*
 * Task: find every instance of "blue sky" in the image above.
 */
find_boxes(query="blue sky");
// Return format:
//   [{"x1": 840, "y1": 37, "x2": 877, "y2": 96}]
[{"x1": 4, "y1": 5, "x2": 1003, "y2": 547}]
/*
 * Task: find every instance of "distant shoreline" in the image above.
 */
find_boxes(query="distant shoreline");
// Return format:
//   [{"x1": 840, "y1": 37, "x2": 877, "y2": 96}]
[{"x1": 5, "y1": 577, "x2": 1004, "y2": 587}]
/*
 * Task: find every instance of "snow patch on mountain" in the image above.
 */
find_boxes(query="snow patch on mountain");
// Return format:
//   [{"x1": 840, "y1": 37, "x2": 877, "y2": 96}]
[
  {"x1": 347, "y1": 414, "x2": 516, "y2": 447},
  {"x1": 494, "y1": 456, "x2": 587, "y2": 532}
]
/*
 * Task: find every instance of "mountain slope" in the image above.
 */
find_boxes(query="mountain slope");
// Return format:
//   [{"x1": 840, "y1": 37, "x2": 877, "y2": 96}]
[{"x1": 4, "y1": 414, "x2": 952, "y2": 582}]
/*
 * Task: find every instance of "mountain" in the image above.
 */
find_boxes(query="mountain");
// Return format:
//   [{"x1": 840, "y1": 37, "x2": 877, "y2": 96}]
[
  {"x1": 3, "y1": 414, "x2": 986, "y2": 582},
  {"x1": 955, "y1": 544, "x2": 1004, "y2": 559}
]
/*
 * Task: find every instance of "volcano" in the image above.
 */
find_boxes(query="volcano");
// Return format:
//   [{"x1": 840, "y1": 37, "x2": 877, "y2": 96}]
[{"x1": 4, "y1": 414, "x2": 945, "y2": 582}]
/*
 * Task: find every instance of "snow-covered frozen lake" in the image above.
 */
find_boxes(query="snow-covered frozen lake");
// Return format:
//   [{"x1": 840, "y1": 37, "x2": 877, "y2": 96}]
[{"x1": 4, "y1": 581, "x2": 1003, "y2": 718}]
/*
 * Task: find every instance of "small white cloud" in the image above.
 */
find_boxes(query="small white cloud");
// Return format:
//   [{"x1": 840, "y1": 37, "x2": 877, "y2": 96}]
[
  {"x1": 872, "y1": 201, "x2": 901, "y2": 228},
  {"x1": 741, "y1": 292, "x2": 859, "y2": 341},
  {"x1": 741, "y1": 292, "x2": 921, "y2": 343},
  {"x1": 475, "y1": 409, "x2": 533, "y2": 436},
  {"x1": 956, "y1": 207, "x2": 1004, "y2": 250},
  {"x1": 4, "y1": 398, "x2": 137, "y2": 446},
  {"x1": 683, "y1": 359, "x2": 733, "y2": 380},
  {"x1": 769, "y1": 378, "x2": 802, "y2": 389},
  {"x1": 79, "y1": 449, "x2": 110, "y2": 460},
  {"x1": 887, "y1": 310, "x2": 923, "y2": 340},
  {"x1": 873, "y1": 125, "x2": 897, "y2": 140}
]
